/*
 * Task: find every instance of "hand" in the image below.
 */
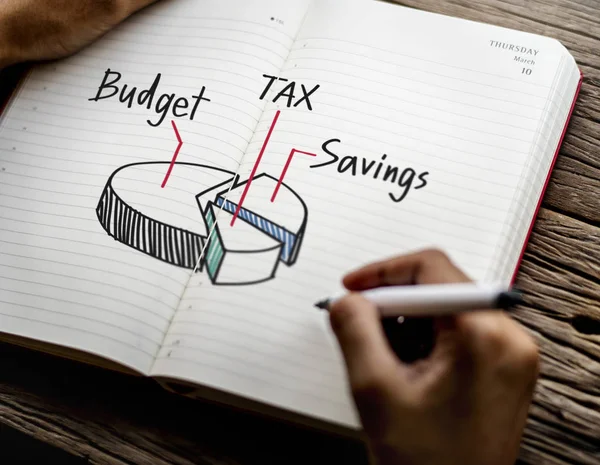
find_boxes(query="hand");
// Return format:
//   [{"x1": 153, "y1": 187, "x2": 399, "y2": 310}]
[
  {"x1": 0, "y1": 0, "x2": 158, "y2": 68},
  {"x1": 330, "y1": 249, "x2": 539, "y2": 465}
]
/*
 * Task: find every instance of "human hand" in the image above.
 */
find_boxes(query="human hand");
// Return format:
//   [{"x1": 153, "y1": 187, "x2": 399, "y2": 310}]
[
  {"x1": 0, "y1": 0, "x2": 158, "y2": 68},
  {"x1": 330, "y1": 249, "x2": 539, "y2": 465}
]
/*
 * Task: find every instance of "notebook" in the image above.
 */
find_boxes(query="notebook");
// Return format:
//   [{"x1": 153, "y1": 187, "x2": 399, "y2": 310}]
[{"x1": 0, "y1": 0, "x2": 582, "y2": 432}]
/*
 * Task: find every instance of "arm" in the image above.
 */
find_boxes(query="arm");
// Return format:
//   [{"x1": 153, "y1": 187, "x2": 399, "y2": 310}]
[
  {"x1": 0, "y1": 0, "x2": 158, "y2": 70},
  {"x1": 331, "y1": 249, "x2": 539, "y2": 465}
]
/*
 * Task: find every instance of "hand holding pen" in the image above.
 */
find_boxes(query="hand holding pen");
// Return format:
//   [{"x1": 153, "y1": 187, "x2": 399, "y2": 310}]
[{"x1": 327, "y1": 249, "x2": 539, "y2": 465}]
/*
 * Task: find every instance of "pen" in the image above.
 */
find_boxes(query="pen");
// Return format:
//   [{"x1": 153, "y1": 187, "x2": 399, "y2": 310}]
[{"x1": 314, "y1": 283, "x2": 523, "y2": 317}]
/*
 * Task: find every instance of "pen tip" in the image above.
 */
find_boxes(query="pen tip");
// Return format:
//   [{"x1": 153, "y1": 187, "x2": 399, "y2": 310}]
[
  {"x1": 498, "y1": 289, "x2": 525, "y2": 308},
  {"x1": 314, "y1": 299, "x2": 330, "y2": 310}
]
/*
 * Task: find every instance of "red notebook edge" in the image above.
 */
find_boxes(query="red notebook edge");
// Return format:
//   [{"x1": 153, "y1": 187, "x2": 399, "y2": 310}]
[{"x1": 510, "y1": 70, "x2": 585, "y2": 285}]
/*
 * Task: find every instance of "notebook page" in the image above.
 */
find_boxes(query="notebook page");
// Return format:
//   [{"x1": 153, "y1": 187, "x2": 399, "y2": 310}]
[
  {"x1": 152, "y1": 0, "x2": 567, "y2": 426},
  {"x1": 495, "y1": 61, "x2": 580, "y2": 281},
  {"x1": 0, "y1": 0, "x2": 310, "y2": 374}
]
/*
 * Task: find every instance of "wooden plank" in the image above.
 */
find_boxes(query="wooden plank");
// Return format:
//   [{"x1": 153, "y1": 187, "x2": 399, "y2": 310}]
[
  {"x1": 0, "y1": 342, "x2": 369, "y2": 465},
  {"x1": 544, "y1": 168, "x2": 600, "y2": 225},
  {"x1": 391, "y1": 0, "x2": 600, "y2": 226},
  {"x1": 561, "y1": 117, "x2": 600, "y2": 172},
  {"x1": 525, "y1": 208, "x2": 599, "y2": 303},
  {"x1": 512, "y1": 205, "x2": 600, "y2": 464},
  {"x1": 1, "y1": 1, "x2": 599, "y2": 465}
]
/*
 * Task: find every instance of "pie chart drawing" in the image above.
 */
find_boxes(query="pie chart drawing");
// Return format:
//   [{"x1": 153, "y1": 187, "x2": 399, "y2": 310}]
[{"x1": 96, "y1": 161, "x2": 308, "y2": 286}]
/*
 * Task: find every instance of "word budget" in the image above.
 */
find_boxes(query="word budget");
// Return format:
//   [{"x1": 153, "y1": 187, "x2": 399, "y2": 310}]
[{"x1": 88, "y1": 69, "x2": 211, "y2": 127}]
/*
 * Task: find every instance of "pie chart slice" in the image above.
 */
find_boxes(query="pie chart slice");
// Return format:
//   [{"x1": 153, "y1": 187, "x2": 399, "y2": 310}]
[
  {"x1": 97, "y1": 162, "x2": 308, "y2": 285},
  {"x1": 213, "y1": 174, "x2": 308, "y2": 266},
  {"x1": 96, "y1": 162, "x2": 236, "y2": 269},
  {"x1": 204, "y1": 202, "x2": 283, "y2": 285}
]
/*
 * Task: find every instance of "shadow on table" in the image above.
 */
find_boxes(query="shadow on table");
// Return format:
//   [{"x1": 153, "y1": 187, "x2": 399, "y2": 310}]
[
  {"x1": 0, "y1": 342, "x2": 368, "y2": 465},
  {"x1": 1, "y1": 424, "x2": 87, "y2": 465}
]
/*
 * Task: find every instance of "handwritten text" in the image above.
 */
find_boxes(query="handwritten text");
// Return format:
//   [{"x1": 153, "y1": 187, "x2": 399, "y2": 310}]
[
  {"x1": 88, "y1": 69, "x2": 211, "y2": 127},
  {"x1": 311, "y1": 139, "x2": 429, "y2": 203},
  {"x1": 259, "y1": 74, "x2": 320, "y2": 111}
]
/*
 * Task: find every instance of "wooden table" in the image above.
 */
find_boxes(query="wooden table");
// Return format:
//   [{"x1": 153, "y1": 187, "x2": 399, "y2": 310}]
[{"x1": 1, "y1": 0, "x2": 599, "y2": 463}]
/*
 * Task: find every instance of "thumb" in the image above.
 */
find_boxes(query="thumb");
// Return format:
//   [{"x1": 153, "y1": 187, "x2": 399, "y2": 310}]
[{"x1": 329, "y1": 294, "x2": 401, "y2": 398}]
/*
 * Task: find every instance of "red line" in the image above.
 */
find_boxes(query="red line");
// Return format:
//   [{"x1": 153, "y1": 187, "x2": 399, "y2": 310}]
[
  {"x1": 510, "y1": 71, "x2": 583, "y2": 285},
  {"x1": 161, "y1": 120, "x2": 183, "y2": 188},
  {"x1": 271, "y1": 149, "x2": 316, "y2": 202},
  {"x1": 231, "y1": 110, "x2": 281, "y2": 226}
]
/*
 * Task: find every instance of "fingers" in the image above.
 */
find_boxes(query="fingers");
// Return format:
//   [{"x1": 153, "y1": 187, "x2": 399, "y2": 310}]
[
  {"x1": 425, "y1": 309, "x2": 539, "y2": 383},
  {"x1": 337, "y1": 249, "x2": 539, "y2": 408},
  {"x1": 343, "y1": 248, "x2": 471, "y2": 291},
  {"x1": 411, "y1": 310, "x2": 539, "y2": 415},
  {"x1": 330, "y1": 294, "x2": 412, "y2": 436},
  {"x1": 341, "y1": 249, "x2": 538, "y2": 387},
  {"x1": 338, "y1": 249, "x2": 473, "y2": 392},
  {"x1": 455, "y1": 310, "x2": 540, "y2": 378},
  {"x1": 329, "y1": 294, "x2": 403, "y2": 398}
]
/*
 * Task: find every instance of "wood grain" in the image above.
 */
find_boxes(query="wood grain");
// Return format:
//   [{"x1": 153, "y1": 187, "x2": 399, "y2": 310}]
[
  {"x1": 1, "y1": 0, "x2": 599, "y2": 464},
  {"x1": 0, "y1": 342, "x2": 369, "y2": 465}
]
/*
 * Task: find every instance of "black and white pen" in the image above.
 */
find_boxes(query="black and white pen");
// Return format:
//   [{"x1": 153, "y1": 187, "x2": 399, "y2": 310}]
[{"x1": 315, "y1": 283, "x2": 523, "y2": 317}]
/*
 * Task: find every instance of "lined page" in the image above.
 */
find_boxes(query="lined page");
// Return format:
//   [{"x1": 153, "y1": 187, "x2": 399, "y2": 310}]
[
  {"x1": 0, "y1": 0, "x2": 311, "y2": 373},
  {"x1": 494, "y1": 60, "x2": 579, "y2": 280},
  {"x1": 153, "y1": 0, "x2": 573, "y2": 426}
]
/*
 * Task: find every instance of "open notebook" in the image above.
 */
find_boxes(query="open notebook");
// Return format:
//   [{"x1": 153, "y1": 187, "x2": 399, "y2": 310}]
[{"x1": 0, "y1": 0, "x2": 582, "y2": 432}]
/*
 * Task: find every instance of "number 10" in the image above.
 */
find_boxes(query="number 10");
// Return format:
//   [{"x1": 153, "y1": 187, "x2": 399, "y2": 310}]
[{"x1": 522, "y1": 68, "x2": 532, "y2": 75}]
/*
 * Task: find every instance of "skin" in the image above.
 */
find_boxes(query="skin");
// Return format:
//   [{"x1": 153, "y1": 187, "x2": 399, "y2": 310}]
[
  {"x1": 0, "y1": 6, "x2": 540, "y2": 463},
  {"x1": 330, "y1": 249, "x2": 540, "y2": 465},
  {"x1": 0, "y1": 0, "x2": 158, "y2": 68}
]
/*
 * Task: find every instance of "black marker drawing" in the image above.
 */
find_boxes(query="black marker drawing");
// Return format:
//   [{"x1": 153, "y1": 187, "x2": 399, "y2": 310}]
[
  {"x1": 259, "y1": 74, "x2": 320, "y2": 111},
  {"x1": 96, "y1": 162, "x2": 308, "y2": 286},
  {"x1": 311, "y1": 138, "x2": 430, "y2": 203},
  {"x1": 88, "y1": 69, "x2": 211, "y2": 127}
]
